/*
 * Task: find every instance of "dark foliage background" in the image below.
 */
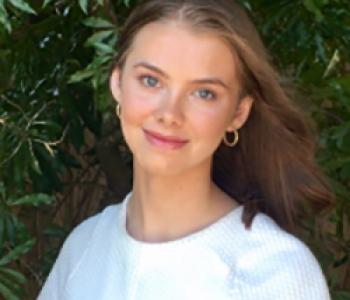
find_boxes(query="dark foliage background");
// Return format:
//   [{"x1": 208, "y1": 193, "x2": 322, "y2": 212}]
[{"x1": 0, "y1": 0, "x2": 349, "y2": 299}]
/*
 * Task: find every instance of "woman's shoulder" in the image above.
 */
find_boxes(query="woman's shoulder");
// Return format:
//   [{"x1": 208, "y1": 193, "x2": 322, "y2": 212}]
[
  {"x1": 231, "y1": 210, "x2": 331, "y2": 299},
  {"x1": 227, "y1": 207, "x2": 314, "y2": 256},
  {"x1": 37, "y1": 202, "x2": 124, "y2": 299},
  {"x1": 239, "y1": 210, "x2": 309, "y2": 250},
  {"x1": 51, "y1": 202, "x2": 123, "y2": 273},
  {"x1": 64, "y1": 202, "x2": 123, "y2": 251},
  {"x1": 236, "y1": 210, "x2": 324, "y2": 272}
]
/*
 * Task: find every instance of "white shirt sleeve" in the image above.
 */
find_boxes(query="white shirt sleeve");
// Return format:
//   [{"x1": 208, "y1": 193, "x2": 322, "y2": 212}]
[
  {"x1": 234, "y1": 237, "x2": 331, "y2": 300},
  {"x1": 37, "y1": 215, "x2": 99, "y2": 300}
]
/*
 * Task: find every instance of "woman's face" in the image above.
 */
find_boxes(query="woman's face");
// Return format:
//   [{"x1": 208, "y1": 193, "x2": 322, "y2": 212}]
[{"x1": 110, "y1": 21, "x2": 253, "y2": 176}]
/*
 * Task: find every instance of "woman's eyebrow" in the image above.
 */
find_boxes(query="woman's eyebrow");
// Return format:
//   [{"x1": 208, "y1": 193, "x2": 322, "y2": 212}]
[
  {"x1": 191, "y1": 78, "x2": 229, "y2": 90},
  {"x1": 133, "y1": 61, "x2": 169, "y2": 78},
  {"x1": 133, "y1": 61, "x2": 229, "y2": 90}
]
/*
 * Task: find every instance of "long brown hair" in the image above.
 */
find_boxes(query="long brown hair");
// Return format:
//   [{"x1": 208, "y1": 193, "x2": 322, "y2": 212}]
[{"x1": 112, "y1": 0, "x2": 334, "y2": 233}]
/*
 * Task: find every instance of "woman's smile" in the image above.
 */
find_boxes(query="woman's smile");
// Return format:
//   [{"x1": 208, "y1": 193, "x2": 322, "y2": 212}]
[{"x1": 143, "y1": 128, "x2": 189, "y2": 150}]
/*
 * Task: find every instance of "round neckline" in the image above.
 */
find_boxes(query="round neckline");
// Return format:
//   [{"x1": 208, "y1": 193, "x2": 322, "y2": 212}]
[{"x1": 120, "y1": 191, "x2": 243, "y2": 249}]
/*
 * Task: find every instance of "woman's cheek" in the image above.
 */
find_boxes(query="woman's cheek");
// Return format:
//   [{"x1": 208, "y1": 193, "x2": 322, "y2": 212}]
[
  {"x1": 190, "y1": 103, "x2": 229, "y2": 137},
  {"x1": 122, "y1": 88, "x2": 155, "y2": 125}
]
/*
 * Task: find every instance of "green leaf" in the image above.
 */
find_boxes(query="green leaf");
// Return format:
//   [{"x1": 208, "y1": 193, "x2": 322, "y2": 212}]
[
  {"x1": 0, "y1": 267, "x2": 26, "y2": 284},
  {"x1": 69, "y1": 69, "x2": 95, "y2": 83},
  {"x1": 82, "y1": 17, "x2": 113, "y2": 29},
  {"x1": 78, "y1": 0, "x2": 88, "y2": 14},
  {"x1": 0, "y1": 181, "x2": 5, "y2": 199},
  {"x1": 323, "y1": 49, "x2": 340, "y2": 78},
  {"x1": 5, "y1": 216, "x2": 15, "y2": 244},
  {"x1": 0, "y1": 239, "x2": 35, "y2": 266},
  {"x1": 0, "y1": 280, "x2": 20, "y2": 300},
  {"x1": 0, "y1": 0, "x2": 11, "y2": 32},
  {"x1": 315, "y1": 0, "x2": 329, "y2": 7},
  {"x1": 29, "y1": 152, "x2": 42, "y2": 175},
  {"x1": 0, "y1": 271, "x2": 22, "y2": 293},
  {"x1": 84, "y1": 30, "x2": 114, "y2": 47},
  {"x1": 7, "y1": 193, "x2": 55, "y2": 207},
  {"x1": 303, "y1": 0, "x2": 324, "y2": 22},
  {"x1": 42, "y1": 0, "x2": 53, "y2": 8},
  {"x1": 8, "y1": 0, "x2": 36, "y2": 15},
  {"x1": 93, "y1": 42, "x2": 114, "y2": 54}
]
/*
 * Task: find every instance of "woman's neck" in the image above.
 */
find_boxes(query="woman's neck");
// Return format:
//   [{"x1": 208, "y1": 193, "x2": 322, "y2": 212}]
[{"x1": 126, "y1": 163, "x2": 238, "y2": 243}]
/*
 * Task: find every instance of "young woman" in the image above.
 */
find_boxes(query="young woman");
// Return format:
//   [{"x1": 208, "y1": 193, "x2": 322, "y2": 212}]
[{"x1": 38, "y1": 1, "x2": 334, "y2": 299}]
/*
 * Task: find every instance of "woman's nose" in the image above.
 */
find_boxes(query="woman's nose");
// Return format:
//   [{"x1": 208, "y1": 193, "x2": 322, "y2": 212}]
[{"x1": 154, "y1": 92, "x2": 185, "y2": 126}]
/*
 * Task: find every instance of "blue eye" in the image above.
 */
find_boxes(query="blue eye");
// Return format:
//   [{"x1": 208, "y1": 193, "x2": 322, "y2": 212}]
[
  {"x1": 194, "y1": 89, "x2": 216, "y2": 100},
  {"x1": 140, "y1": 75, "x2": 159, "y2": 88}
]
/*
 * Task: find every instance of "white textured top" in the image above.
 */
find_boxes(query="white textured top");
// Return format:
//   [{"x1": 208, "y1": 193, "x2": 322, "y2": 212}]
[{"x1": 37, "y1": 192, "x2": 331, "y2": 300}]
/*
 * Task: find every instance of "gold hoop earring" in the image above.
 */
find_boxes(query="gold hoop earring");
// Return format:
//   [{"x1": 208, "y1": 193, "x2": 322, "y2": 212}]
[
  {"x1": 223, "y1": 130, "x2": 239, "y2": 147},
  {"x1": 116, "y1": 103, "x2": 121, "y2": 118}
]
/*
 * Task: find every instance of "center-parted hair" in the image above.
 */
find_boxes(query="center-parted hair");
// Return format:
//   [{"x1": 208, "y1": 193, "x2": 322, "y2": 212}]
[{"x1": 112, "y1": 0, "x2": 334, "y2": 233}]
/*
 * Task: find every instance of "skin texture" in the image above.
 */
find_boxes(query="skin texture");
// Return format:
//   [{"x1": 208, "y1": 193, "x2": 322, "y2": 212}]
[{"x1": 110, "y1": 21, "x2": 253, "y2": 243}]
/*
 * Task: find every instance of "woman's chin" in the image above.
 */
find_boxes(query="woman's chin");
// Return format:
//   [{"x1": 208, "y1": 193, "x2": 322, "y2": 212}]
[{"x1": 136, "y1": 160, "x2": 186, "y2": 177}]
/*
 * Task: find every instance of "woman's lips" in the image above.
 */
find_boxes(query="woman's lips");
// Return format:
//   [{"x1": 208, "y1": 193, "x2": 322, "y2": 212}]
[{"x1": 143, "y1": 129, "x2": 189, "y2": 149}]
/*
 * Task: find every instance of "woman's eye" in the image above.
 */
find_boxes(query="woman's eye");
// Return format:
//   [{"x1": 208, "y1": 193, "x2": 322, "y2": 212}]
[
  {"x1": 194, "y1": 89, "x2": 216, "y2": 100},
  {"x1": 140, "y1": 75, "x2": 159, "y2": 88}
]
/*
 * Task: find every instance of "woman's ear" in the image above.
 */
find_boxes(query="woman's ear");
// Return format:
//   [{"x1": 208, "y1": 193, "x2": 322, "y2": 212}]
[
  {"x1": 226, "y1": 95, "x2": 254, "y2": 131},
  {"x1": 109, "y1": 67, "x2": 122, "y2": 103}
]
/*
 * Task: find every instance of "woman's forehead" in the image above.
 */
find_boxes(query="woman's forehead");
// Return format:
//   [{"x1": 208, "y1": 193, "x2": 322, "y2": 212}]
[{"x1": 124, "y1": 21, "x2": 239, "y2": 81}]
